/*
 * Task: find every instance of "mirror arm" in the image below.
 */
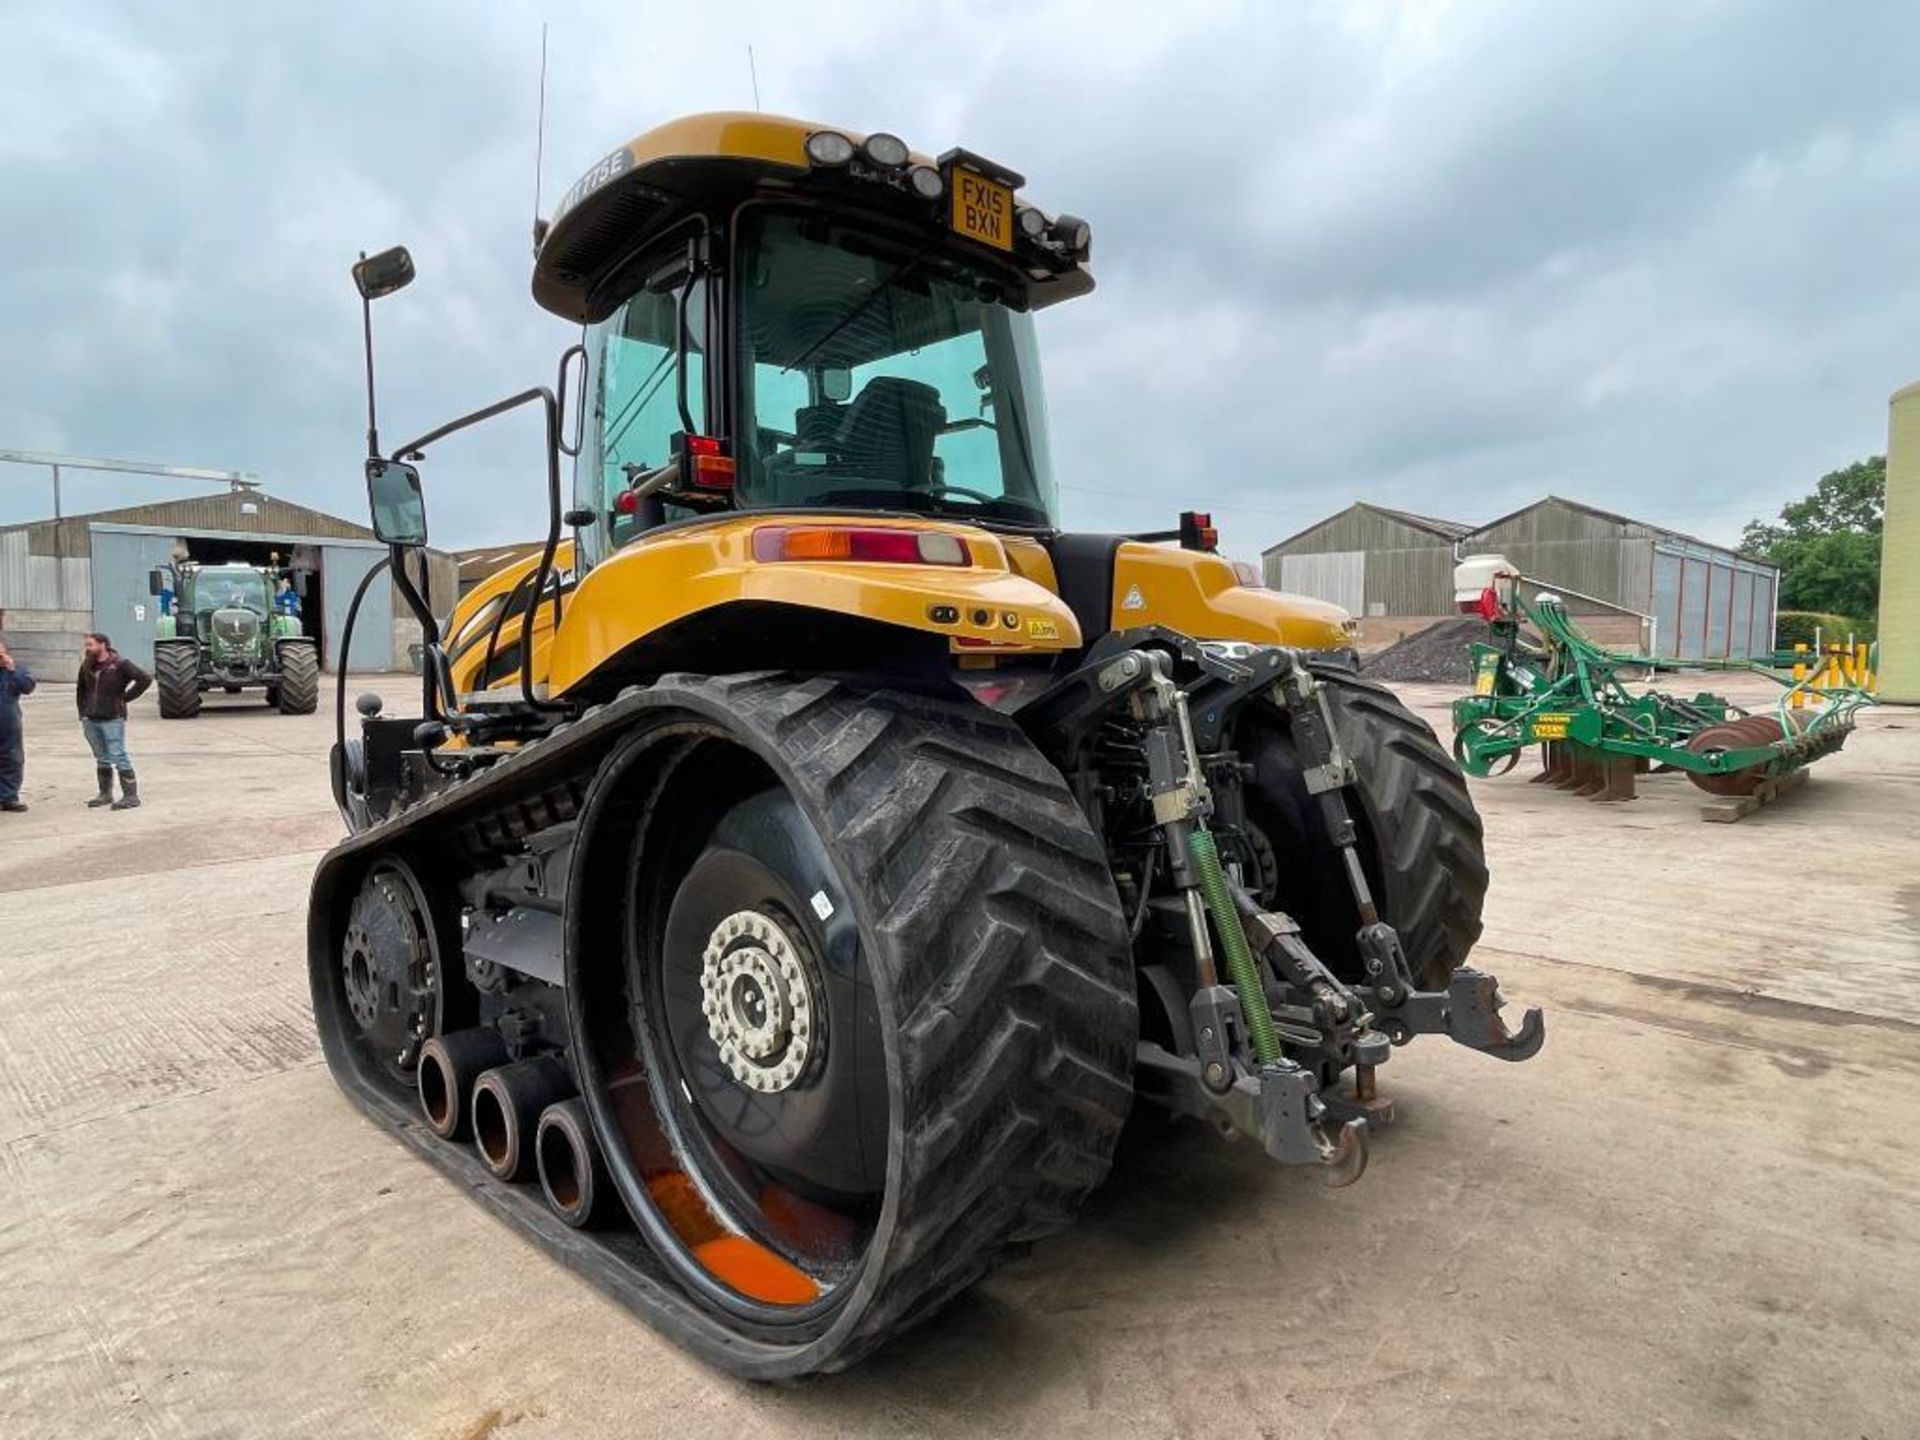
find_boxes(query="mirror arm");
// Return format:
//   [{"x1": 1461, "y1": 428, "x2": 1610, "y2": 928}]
[
  {"x1": 387, "y1": 384, "x2": 557, "y2": 465},
  {"x1": 386, "y1": 543, "x2": 449, "y2": 725},
  {"x1": 361, "y1": 283, "x2": 380, "y2": 458},
  {"x1": 380, "y1": 383, "x2": 573, "y2": 718}
]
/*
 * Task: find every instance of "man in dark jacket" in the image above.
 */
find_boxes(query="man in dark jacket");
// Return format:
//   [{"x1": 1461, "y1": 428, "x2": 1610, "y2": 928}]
[
  {"x1": 77, "y1": 632, "x2": 152, "y2": 810},
  {"x1": 0, "y1": 635, "x2": 34, "y2": 813}
]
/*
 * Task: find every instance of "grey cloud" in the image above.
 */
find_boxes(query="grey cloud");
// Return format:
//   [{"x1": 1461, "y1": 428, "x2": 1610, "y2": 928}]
[{"x1": 3, "y1": 0, "x2": 1916, "y2": 562}]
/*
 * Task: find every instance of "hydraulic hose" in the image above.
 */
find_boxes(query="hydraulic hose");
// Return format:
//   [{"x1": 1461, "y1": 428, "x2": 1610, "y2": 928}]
[{"x1": 1188, "y1": 828, "x2": 1282, "y2": 1065}]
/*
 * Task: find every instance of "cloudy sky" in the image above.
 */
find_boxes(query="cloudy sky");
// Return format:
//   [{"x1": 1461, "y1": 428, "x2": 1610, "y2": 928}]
[{"x1": 4, "y1": 0, "x2": 1917, "y2": 558}]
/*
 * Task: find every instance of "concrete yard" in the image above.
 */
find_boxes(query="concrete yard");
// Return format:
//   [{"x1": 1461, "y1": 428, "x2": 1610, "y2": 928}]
[{"x1": 0, "y1": 674, "x2": 1914, "y2": 1440}]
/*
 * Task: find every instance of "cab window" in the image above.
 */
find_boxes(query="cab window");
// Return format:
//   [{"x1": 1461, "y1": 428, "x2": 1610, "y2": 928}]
[{"x1": 580, "y1": 271, "x2": 707, "y2": 562}]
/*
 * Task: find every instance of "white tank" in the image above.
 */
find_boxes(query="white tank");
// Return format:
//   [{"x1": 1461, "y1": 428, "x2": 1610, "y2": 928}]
[{"x1": 1452, "y1": 553, "x2": 1518, "y2": 613}]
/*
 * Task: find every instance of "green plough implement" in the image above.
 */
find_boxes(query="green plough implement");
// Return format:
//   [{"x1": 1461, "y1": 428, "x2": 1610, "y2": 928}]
[{"x1": 1449, "y1": 560, "x2": 1872, "y2": 803}]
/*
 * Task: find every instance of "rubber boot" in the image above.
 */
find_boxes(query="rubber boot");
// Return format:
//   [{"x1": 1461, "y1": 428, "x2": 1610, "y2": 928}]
[
  {"x1": 86, "y1": 766, "x2": 114, "y2": 808},
  {"x1": 110, "y1": 772, "x2": 140, "y2": 810}
]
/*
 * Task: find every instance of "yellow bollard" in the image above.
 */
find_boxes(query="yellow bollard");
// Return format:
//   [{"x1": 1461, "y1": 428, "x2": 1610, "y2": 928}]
[
  {"x1": 1856, "y1": 642, "x2": 1871, "y2": 692},
  {"x1": 1792, "y1": 645, "x2": 1808, "y2": 709}
]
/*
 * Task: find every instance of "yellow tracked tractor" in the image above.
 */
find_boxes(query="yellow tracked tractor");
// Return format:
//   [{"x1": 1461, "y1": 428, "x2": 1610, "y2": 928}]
[{"x1": 313, "y1": 113, "x2": 1542, "y2": 1377}]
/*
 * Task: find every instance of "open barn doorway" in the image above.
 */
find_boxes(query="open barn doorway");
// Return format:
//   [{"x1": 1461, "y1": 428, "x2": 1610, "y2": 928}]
[{"x1": 178, "y1": 535, "x2": 327, "y2": 664}]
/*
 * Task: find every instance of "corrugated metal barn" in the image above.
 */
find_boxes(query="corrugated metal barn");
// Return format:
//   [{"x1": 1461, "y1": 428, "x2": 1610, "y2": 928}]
[
  {"x1": 1262, "y1": 495, "x2": 1779, "y2": 660},
  {"x1": 1262, "y1": 503, "x2": 1471, "y2": 618},
  {"x1": 1470, "y1": 498, "x2": 1777, "y2": 660},
  {"x1": 0, "y1": 489, "x2": 455, "y2": 675}
]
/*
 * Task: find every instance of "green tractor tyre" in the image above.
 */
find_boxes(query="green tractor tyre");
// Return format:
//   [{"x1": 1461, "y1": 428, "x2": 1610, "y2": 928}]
[
  {"x1": 154, "y1": 640, "x2": 202, "y2": 720},
  {"x1": 276, "y1": 641, "x2": 320, "y2": 715}
]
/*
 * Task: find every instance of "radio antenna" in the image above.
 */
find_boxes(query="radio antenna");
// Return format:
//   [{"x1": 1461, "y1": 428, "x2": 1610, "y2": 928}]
[
  {"x1": 747, "y1": 44, "x2": 762, "y2": 110},
  {"x1": 532, "y1": 22, "x2": 550, "y2": 250}
]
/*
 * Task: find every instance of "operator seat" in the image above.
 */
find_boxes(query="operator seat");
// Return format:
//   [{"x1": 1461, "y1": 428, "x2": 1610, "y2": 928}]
[{"x1": 835, "y1": 377, "x2": 945, "y2": 488}]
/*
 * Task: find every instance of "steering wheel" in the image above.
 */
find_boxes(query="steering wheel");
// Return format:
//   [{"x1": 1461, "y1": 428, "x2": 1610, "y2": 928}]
[{"x1": 926, "y1": 482, "x2": 997, "y2": 506}]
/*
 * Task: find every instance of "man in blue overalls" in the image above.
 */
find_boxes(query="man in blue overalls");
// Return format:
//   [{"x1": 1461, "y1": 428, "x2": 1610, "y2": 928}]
[{"x1": 0, "y1": 635, "x2": 35, "y2": 813}]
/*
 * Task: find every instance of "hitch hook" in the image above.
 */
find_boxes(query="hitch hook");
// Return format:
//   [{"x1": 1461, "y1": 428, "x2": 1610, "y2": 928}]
[
  {"x1": 1318, "y1": 1118, "x2": 1369, "y2": 1188},
  {"x1": 1447, "y1": 967, "x2": 1546, "y2": 1062}
]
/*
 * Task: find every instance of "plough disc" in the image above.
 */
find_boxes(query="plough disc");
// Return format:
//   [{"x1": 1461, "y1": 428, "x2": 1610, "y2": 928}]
[{"x1": 1682, "y1": 713, "x2": 1805, "y2": 796}]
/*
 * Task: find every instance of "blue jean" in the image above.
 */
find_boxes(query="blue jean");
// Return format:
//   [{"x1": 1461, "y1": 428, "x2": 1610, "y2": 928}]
[
  {"x1": 81, "y1": 718, "x2": 134, "y2": 775},
  {"x1": 0, "y1": 717, "x2": 20, "y2": 803}
]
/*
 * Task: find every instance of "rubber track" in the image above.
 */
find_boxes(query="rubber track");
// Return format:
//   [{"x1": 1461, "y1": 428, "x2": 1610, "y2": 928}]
[
  {"x1": 682, "y1": 674, "x2": 1138, "y2": 1367},
  {"x1": 155, "y1": 642, "x2": 201, "y2": 719},
  {"x1": 311, "y1": 672, "x2": 1137, "y2": 1375},
  {"x1": 276, "y1": 641, "x2": 319, "y2": 715}
]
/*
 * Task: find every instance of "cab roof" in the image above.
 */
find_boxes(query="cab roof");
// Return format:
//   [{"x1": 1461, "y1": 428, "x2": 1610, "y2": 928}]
[{"x1": 532, "y1": 111, "x2": 1091, "y2": 324}]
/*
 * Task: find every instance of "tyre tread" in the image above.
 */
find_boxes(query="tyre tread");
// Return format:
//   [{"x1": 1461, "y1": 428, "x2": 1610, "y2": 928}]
[{"x1": 669, "y1": 676, "x2": 1136, "y2": 1371}]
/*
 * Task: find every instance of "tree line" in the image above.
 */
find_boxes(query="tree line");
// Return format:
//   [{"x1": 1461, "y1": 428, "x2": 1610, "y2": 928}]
[{"x1": 1740, "y1": 456, "x2": 1883, "y2": 643}]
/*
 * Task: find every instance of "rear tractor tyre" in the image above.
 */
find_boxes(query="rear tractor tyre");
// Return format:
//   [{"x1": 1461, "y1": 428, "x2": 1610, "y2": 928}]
[
  {"x1": 154, "y1": 642, "x2": 201, "y2": 720},
  {"x1": 1240, "y1": 661, "x2": 1489, "y2": 992},
  {"x1": 569, "y1": 675, "x2": 1137, "y2": 1374},
  {"x1": 276, "y1": 641, "x2": 319, "y2": 715}
]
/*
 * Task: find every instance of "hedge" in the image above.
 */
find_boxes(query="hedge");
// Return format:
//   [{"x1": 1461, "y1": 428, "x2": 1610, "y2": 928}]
[{"x1": 1775, "y1": 610, "x2": 1873, "y2": 649}]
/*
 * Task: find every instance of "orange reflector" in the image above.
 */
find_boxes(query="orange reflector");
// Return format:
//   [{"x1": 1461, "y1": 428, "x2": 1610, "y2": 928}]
[
  {"x1": 752, "y1": 526, "x2": 971, "y2": 566},
  {"x1": 777, "y1": 528, "x2": 856, "y2": 560},
  {"x1": 689, "y1": 454, "x2": 735, "y2": 490},
  {"x1": 694, "y1": 1235, "x2": 822, "y2": 1305}
]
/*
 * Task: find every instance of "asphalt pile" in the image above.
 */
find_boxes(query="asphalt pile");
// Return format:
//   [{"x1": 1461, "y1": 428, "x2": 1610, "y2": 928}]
[{"x1": 1362, "y1": 616, "x2": 1488, "y2": 684}]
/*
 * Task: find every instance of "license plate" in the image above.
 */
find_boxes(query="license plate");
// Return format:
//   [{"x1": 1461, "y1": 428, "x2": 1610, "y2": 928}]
[
  {"x1": 952, "y1": 171, "x2": 1013, "y2": 251},
  {"x1": 1530, "y1": 713, "x2": 1571, "y2": 740}
]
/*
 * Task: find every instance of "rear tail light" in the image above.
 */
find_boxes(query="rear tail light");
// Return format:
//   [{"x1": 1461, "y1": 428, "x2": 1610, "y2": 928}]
[
  {"x1": 1179, "y1": 510, "x2": 1218, "y2": 552},
  {"x1": 751, "y1": 526, "x2": 971, "y2": 566},
  {"x1": 675, "y1": 433, "x2": 735, "y2": 491}
]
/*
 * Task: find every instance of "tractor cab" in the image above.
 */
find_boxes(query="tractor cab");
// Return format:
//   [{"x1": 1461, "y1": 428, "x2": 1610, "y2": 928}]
[{"x1": 528, "y1": 114, "x2": 1090, "y2": 567}]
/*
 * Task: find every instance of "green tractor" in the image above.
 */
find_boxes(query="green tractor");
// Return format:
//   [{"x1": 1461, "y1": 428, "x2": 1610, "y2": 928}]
[{"x1": 150, "y1": 560, "x2": 320, "y2": 718}]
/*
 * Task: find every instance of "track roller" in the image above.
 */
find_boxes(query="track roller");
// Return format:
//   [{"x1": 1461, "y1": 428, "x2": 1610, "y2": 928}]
[
  {"x1": 535, "y1": 1098, "x2": 613, "y2": 1229},
  {"x1": 418, "y1": 1029, "x2": 510, "y2": 1141},
  {"x1": 472, "y1": 1056, "x2": 574, "y2": 1182}
]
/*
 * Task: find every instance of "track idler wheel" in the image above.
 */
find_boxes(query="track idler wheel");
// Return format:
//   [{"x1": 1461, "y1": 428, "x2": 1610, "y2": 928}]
[
  {"x1": 1685, "y1": 714, "x2": 1802, "y2": 796},
  {"x1": 472, "y1": 1056, "x2": 575, "y2": 1183},
  {"x1": 338, "y1": 860, "x2": 459, "y2": 1082}
]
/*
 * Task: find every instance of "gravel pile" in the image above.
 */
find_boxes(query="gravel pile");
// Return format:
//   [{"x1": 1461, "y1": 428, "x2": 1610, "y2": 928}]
[{"x1": 1361, "y1": 616, "x2": 1488, "y2": 684}]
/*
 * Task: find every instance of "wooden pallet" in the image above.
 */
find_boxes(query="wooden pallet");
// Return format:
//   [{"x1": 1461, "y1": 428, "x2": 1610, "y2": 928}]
[{"x1": 1698, "y1": 765, "x2": 1810, "y2": 823}]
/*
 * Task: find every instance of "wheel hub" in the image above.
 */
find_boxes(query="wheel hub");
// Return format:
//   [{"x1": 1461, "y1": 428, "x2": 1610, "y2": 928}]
[
  {"x1": 340, "y1": 865, "x2": 440, "y2": 1069},
  {"x1": 700, "y1": 910, "x2": 816, "y2": 1093},
  {"x1": 342, "y1": 925, "x2": 380, "y2": 1030}
]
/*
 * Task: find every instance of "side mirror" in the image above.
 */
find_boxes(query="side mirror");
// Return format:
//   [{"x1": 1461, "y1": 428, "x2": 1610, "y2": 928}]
[
  {"x1": 148, "y1": 567, "x2": 169, "y2": 596},
  {"x1": 366, "y1": 459, "x2": 429, "y2": 547},
  {"x1": 820, "y1": 367, "x2": 853, "y2": 403},
  {"x1": 292, "y1": 570, "x2": 311, "y2": 598},
  {"x1": 353, "y1": 246, "x2": 416, "y2": 301}
]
